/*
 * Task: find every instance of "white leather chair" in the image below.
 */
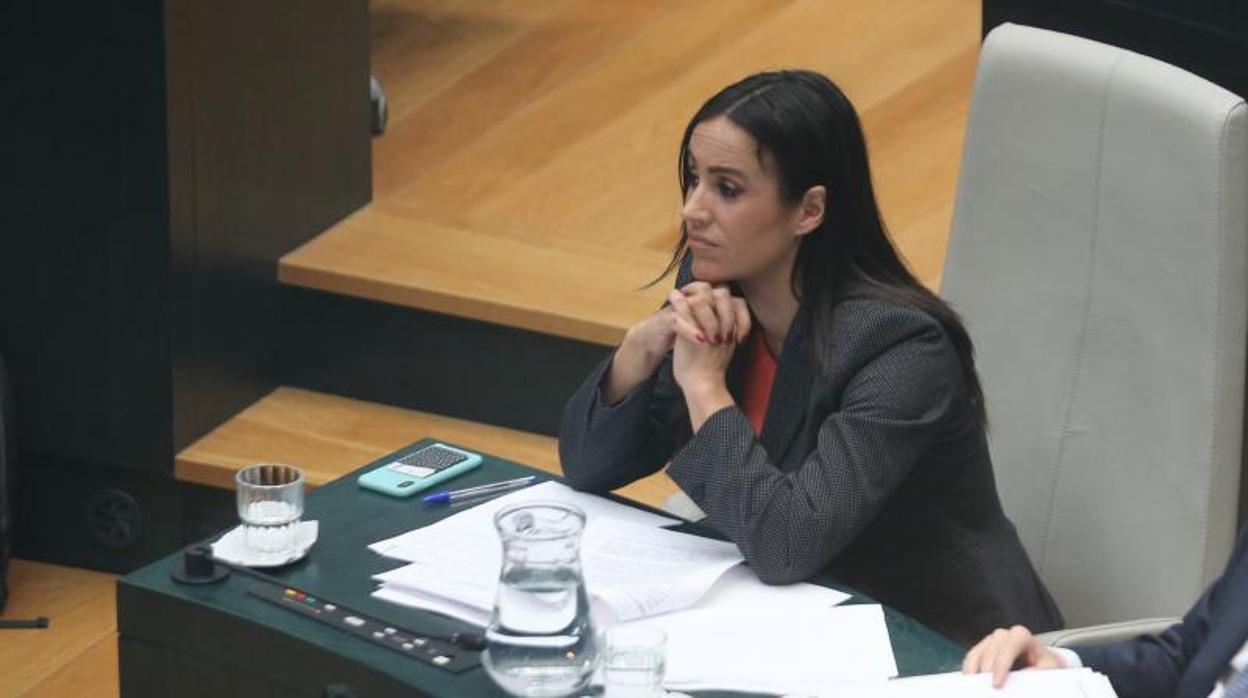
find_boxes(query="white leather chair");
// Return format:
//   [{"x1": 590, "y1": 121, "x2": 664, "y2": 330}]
[{"x1": 941, "y1": 23, "x2": 1248, "y2": 638}]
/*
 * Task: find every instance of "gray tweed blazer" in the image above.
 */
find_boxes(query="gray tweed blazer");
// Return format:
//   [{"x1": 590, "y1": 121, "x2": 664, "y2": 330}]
[{"x1": 559, "y1": 295, "x2": 1063, "y2": 646}]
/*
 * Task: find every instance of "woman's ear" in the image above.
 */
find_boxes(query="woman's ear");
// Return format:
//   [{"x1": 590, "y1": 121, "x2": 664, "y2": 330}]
[{"x1": 794, "y1": 185, "x2": 826, "y2": 236}]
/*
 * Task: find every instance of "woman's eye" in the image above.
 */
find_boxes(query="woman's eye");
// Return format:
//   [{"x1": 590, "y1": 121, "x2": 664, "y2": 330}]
[
  {"x1": 685, "y1": 171, "x2": 699, "y2": 188},
  {"x1": 717, "y1": 181, "x2": 741, "y2": 199}
]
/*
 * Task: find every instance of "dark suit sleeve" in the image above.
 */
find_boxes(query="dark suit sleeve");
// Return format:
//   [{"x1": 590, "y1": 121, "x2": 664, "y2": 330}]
[
  {"x1": 1074, "y1": 529, "x2": 1248, "y2": 698},
  {"x1": 558, "y1": 258, "x2": 697, "y2": 493},
  {"x1": 666, "y1": 310, "x2": 959, "y2": 584},
  {"x1": 557, "y1": 351, "x2": 687, "y2": 492}
]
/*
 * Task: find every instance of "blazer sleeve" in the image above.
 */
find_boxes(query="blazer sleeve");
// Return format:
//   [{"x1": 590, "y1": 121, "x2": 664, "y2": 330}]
[
  {"x1": 558, "y1": 260, "x2": 700, "y2": 493},
  {"x1": 666, "y1": 309, "x2": 960, "y2": 584},
  {"x1": 1073, "y1": 528, "x2": 1248, "y2": 698},
  {"x1": 558, "y1": 350, "x2": 689, "y2": 493}
]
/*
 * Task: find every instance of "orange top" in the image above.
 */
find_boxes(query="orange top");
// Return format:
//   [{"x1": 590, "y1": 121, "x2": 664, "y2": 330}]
[{"x1": 738, "y1": 327, "x2": 778, "y2": 436}]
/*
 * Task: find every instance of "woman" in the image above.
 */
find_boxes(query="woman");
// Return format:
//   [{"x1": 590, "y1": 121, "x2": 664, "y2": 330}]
[{"x1": 558, "y1": 70, "x2": 1062, "y2": 645}]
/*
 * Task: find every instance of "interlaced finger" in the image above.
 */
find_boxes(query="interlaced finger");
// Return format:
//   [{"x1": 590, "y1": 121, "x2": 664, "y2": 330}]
[
  {"x1": 711, "y1": 287, "x2": 737, "y2": 343},
  {"x1": 669, "y1": 310, "x2": 704, "y2": 344},
  {"x1": 732, "y1": 298, "x2": 752, "y2": 344},
  {"x1": 678, "y1": 286, "x2": 723, "y2": 343}
]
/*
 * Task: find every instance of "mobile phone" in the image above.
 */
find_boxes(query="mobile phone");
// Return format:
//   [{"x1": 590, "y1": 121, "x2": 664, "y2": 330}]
[{"x1": 357, "y1": 442, "x2": 483, "y2": 497}]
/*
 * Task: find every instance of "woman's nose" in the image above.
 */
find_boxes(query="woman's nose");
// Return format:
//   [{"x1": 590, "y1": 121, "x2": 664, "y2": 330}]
[{"x1": 681, "y1": 184, "x2": 709, "y2": 225}]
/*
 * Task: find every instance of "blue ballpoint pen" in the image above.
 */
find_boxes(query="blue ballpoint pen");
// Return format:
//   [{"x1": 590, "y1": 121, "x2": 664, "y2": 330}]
[{"x1": 422, "y1": 475, "x2": 537, "y2": 505}]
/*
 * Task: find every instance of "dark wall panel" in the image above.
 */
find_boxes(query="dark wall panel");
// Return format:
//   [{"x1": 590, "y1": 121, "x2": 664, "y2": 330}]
[
  {"x1": 2, "y1": 0, "x2": 173, "y2": 472},
  {"x1": 14, "y1": 457, "x2": 184, "y2": 572},
  {"x1": 2, "y1": 0, "x2": 370, "y2": 568},
  {"x1": 984, "y1": 0, "x2": 1248, "y2": 99},
  {"x1": 1117, "y1": 0, "x2": 1248, "y2": 34},
  {"x1": 280, "y1": 290, "x2": 608, "y2": 437},
  {"x1": 168, "y1": 0, "x2": 371, "y2": 453}
]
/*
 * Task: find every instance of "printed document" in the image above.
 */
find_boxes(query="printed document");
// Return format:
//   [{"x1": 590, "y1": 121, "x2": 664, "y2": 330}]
[
  {"x1": 369, "y1": 480, "x2": 679, "y2": 564},
  {"x1": 370, "y1": 481, "x2": 740, "y2": 622},
  {"x1": 832, "y1": 668, "x2": 1118, "y2": 697},
  {"x1": 373, "y1": 513, "x2": 742, "y2": 622},
  {"x1": 369, "y1": 482, "x2": 883, "y2": 689},
  {"x1": 627, "y1": 603, "x2": 896, "y2": 694}
]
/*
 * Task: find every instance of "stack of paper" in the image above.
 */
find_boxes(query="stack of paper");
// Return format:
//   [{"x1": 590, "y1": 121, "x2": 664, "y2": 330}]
[
  {"x1": 625, "y1": 600, "x2": 896, "y2": 695},
  {"x1": 368, "y1": 482, "x2": 899, "y2": 692},
  {"x1": 830, "y1": 668, "x2": 1118, "y2": 697},
  {"x1": 369, "y1": 481, "x2": 744, "y2": 625}
]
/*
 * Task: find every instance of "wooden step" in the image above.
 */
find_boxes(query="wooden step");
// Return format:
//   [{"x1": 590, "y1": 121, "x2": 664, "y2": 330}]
[
  {"x1": 175, "y1": 386, "x2": 679, "y2": 510},
  {"x1": 0, "y1": 560, "x2": 118, "y2": 697},
  {"x1": 283, "y1": 0, "x2": 978, "y2": 345},
  {"x1": 280, "y1": 207, "x2": 670, "y2": 347}
]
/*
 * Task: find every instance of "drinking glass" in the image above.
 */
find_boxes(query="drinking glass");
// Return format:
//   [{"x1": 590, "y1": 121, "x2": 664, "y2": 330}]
[
  {"x1": 602, "y1": 624, "x2": 667, "y2": 698},
  {"x1": 235, "y1": 463, "x2": 304, "y2": 555}
]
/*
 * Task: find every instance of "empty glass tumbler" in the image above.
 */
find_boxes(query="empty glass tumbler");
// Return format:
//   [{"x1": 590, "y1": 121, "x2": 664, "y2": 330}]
[
  {"x1": 602, "y1": 624, "x2": 667, "y2": 698},
  {"x1": 483, "y1": 502, "x2": 598, "y2": 697},
  {"x1": 235, "y1": 463, "x2": 304, "y2": 555}
]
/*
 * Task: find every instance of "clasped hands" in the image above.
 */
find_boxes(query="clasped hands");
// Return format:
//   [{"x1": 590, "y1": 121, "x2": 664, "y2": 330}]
[
  {"x1": 663, "y1": 282, "x2": 750, "y2": 393},
  {"x1": 624, "y1": 282, "x2": 748, "y2": 425}
]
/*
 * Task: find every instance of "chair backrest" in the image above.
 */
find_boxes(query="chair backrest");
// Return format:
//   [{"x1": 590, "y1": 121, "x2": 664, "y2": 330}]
[{"x1": 941, "y1": 23, "x2": 1248, "y2": 627}]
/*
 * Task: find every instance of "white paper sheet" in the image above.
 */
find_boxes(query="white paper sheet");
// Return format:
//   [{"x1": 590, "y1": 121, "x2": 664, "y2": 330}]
[
  {"x1": 677, "y1": 563, "x2": 851, "y2": 612},
  {"x1": 375, "y1": 560, "x2": 497, "y2": 610},
  {"x1": 374, "y1": 555, "x2": 852, "y2": 626},
  {"x1": 579, "y1": 523, "x2": 743, "y2": 620},
  {"x1": 367, "y1": 479, "x2": 872, "y2": 690},
  {"x1": 830, "y1": 668, "x2": 1118, "y2": 697},
  {"x1": 373, "y1": 515, "x2": 742, "y2": 622},
  {"x1": 628, "y1": 603, "x2": 897, "y2": 695},
  {"x1": 368, "y1": 481, "x2": 679, "y2": 563},
  {"x1": 372, "y1": 585, "x2": 492, "y2": 628},
  {"x1": 211, "y1": 520, "x2": 318, "y2": 568}
]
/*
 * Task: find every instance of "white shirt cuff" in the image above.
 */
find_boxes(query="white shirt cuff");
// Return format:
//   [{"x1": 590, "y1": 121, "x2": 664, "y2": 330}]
[{"x1": 1053, "y1": 647, "x2": 1083, "y2": 668}]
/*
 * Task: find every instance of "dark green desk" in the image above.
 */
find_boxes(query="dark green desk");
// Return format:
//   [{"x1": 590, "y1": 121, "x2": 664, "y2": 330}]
[{"x1": 118, "y1": 440, "x2": 963, "y2": 697}]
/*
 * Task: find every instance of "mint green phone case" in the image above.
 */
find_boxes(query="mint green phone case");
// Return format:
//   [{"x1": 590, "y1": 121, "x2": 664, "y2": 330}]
[{"x1": 357, "y1": 443, "x2": 483, "y2": 497}]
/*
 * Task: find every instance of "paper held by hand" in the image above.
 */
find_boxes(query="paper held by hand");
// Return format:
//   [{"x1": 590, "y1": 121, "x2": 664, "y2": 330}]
[{"x1": 827, "y1": 667, "x2": 1118, "y2": 698}]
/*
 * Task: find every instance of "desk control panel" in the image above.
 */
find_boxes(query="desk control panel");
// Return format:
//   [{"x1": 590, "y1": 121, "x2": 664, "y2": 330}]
[{"x1": 247, "y1": 585, "x2": 480, "y2": 673}]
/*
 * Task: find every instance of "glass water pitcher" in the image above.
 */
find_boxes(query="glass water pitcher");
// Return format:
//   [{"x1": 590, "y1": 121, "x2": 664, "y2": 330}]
[{"x1": 482, "y1": 502, "x2": 598, "y2": 697}]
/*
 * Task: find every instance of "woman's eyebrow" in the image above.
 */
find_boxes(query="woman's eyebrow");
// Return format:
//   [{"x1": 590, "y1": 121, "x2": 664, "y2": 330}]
[{"x1": 707, "y1": 164, "x2": 748, "y2": 179}]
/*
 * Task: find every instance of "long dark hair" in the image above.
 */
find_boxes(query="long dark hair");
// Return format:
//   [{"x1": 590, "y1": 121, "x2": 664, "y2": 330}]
[{"x1": 661, "y1": 70, "x2": 986, "y2": 425}]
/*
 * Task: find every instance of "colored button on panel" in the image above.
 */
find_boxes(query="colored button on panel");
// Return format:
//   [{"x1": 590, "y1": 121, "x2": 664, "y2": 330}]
[{"x1": 284, "y1": 589, "x2": 298, "y2": 598}]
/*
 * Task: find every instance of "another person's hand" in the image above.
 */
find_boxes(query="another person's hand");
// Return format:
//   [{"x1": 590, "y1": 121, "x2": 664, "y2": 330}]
[{"x1": 961, "y1": 626, "x2": 1067, "y2": 688}]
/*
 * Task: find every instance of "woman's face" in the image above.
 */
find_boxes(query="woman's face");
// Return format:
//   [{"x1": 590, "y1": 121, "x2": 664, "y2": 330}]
[{"x1": 681, "y1": 115, "x2": 809, "y2": 290}]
